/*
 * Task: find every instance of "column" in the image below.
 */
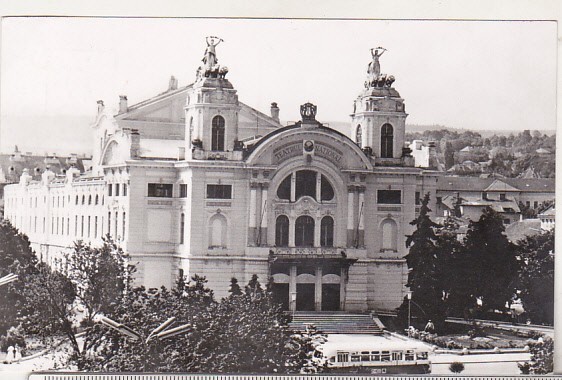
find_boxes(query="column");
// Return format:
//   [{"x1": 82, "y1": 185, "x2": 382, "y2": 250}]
[
  {"x1": 314, "y1": 216, "x2": 321, "y2": 247},
  {"x1": 367, "y1": 120, "x2": 373, "y2": 148},
  {"x1": 290, "y1": 172, "x2": 296, "y2": 202},
  {"x1": 340, "y1": 267, "x2": 347, "y2": 311},
  {"x1": 315, "y1": 266, "x2": 323, "y2": 311},
  {"x1": 315, "y1": 172, "x2": 322, "y2": 201},
  {"x1": 259, "y1": 184, "x2": 268, "y2": 246},
  {"x1": 289, "y1": 265, "x2": 297, "y2": 312},
  {"x1": 288, "y1": 218, "x2": 295, "y2": 247},
  {"x1": 347, "y1": 187, "x2": 355, "y2": 246},
  {"x1": 248, "y1": 184, "x2": 257, "y2": 245},
  {"x1": 357, "y1": 187, "x2": 365, "y2": 247}
]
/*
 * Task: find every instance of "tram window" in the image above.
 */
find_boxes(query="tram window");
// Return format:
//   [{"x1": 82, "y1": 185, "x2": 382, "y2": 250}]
[
  {"x1": 405, "y1": 350, "x2": 415, "y2": 360},
  {"x1": 381, "y1": 351, "x2": 391, "y2": 362},
  {"x1": 391, "y1": 352, "x2": 402, "y2": 361},
  {"x1": 360, "y1": 352, "x2": 370, "y2": 361},
  {"x1": 336, "y1": 352, "x2": 349, "y2": 363},
  {"x1": 370, "y1": 351, "x2": 381, "y2": 361},
  {"x1": 350, "y1": 353, "x2": 361, "y2": 362},
  {"x1": 416, "y1": 351, "x2": 427, "y2": 360}
]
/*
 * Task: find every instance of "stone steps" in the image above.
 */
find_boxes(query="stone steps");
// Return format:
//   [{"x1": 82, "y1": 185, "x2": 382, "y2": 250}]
[{"x1": 289, "y1": 312, "x2": 384, "y2": 335}]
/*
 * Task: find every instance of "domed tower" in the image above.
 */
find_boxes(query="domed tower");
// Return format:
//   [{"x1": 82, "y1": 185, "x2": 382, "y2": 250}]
[
  {"x1": 185, "y1": 37, "x2": 242, "y2": 160},
  {"x1": 350, "y1": 47, "x2": 407, "y2": 160}
]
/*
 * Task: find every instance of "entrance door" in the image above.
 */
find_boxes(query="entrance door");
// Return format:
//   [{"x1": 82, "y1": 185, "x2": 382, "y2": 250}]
[
  {"x1": 271, "y1": 283, "x2": 290, "y2": 311},
  {"x1": 322, "y1": 284, "x2": 340, "y2": 311},
  {"x1": 296, "y1": 284, "x2": 315, "y2": 311}
]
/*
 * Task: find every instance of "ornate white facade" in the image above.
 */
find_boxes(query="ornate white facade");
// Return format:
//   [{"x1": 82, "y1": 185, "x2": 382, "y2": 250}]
[{"x1": 4, "y1": 44, "x2": 440, "y2": 312}]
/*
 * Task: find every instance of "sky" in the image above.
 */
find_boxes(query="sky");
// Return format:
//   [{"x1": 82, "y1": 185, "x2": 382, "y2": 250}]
[{"x1": 0, "y1": 17, "x2": 557, "y2": 155}]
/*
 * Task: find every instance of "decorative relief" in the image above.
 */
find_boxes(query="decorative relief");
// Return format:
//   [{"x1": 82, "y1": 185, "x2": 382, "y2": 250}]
[
  {"x1": 147, "y1": 200, "x2": 173, "y2": 206},
  {"x1": 377, "y1": 206, "x2": 401, "y2": 212},
  {"x1": 206, "y1": 201, "x2": 231, "y2": 207},
  {"x1": 275, "y1": 247, "x2": 338, "y2": 256}
]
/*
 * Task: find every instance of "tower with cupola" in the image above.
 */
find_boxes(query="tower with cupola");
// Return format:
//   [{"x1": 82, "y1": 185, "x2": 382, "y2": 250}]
[
  {"x1": 185, "y1": 37, "x2": 242, "y2": 160},
  {"x1": 350, "y1": 47, "x2": 407, "y2": 161}
]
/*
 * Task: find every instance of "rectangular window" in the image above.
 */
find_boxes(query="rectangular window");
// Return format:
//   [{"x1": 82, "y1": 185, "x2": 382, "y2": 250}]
[
  {"x1": 94, "y1": 216, "x2": 98, "y2": 238},
  {"x1": 534, "y1": 201, "x2": 538, "y2": 209},
  {"x1": 61, "y1": 217, "x2": 64, "y2": 235},
  {"x1": 87, "y1": 216, "x2": 91, "y2": 238},
  {"x1": 377, "y1": 190, "x2": 401, "y2": 204},
  {"x1": 180, "y1": 213, "x2": 185, "y2": 244},
  {"x1": 500, "y1": 193, "x2": 506, "y2": 201},
  {"x1": 108, "y1": 184, "x2": 112, "y2": 196},
  {"x1": 81, "y1": 216, "x2": 85, "y2": 237},
  {"x1": 148, "y1": 183, "x2": 173, "y2": 197},
  {"x1": 43, "y1": 217, "x2": 46, "y2": 233},
  {"x1": 206, "y1": 184, "x2": 232, "y2": 199},
  {"x1": 115, "y1": 184, "x2": 120, "y2": 197},
  {"x1": 114, "y1": 213, "x2": 118, "y2": 239},
  {"x1": 526, "y1": 201, "x2": 531, "y2": 207},
  {"x1": 67, "y1": 218, "x2": 70, "y2": 236},
  {"x1": 122, "y1": 212, "x2": 126, "y2": 240},
  {"x1": 75, "y1": 216, "x2": 78, "y2": 236},
  {"x1": 123, "y1": 184, "x2": 127, "y2": 196},
  {"x1": 108, "y1": 212, "x2": 111, "y2": 236},
  {"x1": 415, "y1": 191, "x2": 421, "y2": 205},
  {"x1": 180, "y1": 184, "x2": 188, "y2": 198}
]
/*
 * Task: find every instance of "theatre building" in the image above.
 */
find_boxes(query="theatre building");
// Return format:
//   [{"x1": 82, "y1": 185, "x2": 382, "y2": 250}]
[{"x1": 4, "y1": 43, "x2": 440, "y2": 313}]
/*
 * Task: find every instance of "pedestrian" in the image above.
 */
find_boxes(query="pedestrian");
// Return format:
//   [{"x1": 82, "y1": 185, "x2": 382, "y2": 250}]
[
  {"x1": 5, "y1": 346, "x2": 14, "y2": 363},
  {"x1": 424, "y1": 319, "x2": 435, "y2": 333},
  {"x1": 14, "y1": 344, "x2": 22, "y2": 361}
]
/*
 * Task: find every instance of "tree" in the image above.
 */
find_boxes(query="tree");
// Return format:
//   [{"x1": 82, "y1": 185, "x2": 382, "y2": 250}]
[
  {"x1": 456, "y1": 208, "x2": 519, "y2": 314},
  {"x1": 80, "y1": 275, "x2": 326, "y2": 373},
  {"x1": 449, "y1": 361, "x2": 465, "y2": 373},
  {"x1": 516, "y1": 230, "x2": 554, "y2": 325},
  {"x1": 0, "y1": 220, "x2": 39, "y2": 336},
  {"x1": 64, "y1": 237, "x2": 134, "y2": 327},
  {"x1": 20, "y1": 263, "x2": 78, "y2": 355},
  {"x1": 398, "y1": 193, "x2": 446, "y2": 331},
  {"x1": 519, "y1": 336, "x2": 554, "y2": 374}
]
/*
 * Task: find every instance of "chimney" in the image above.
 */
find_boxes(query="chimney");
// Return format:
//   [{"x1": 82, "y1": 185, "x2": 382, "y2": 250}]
[
  {"x1": 97, "y1": 100, "x2": 105, "y2": 114},
  {"x1": 41, "y1": 167, "x2": 55, "y2": 185},
  {"x1": 66, "y1": 166, "x2": 80, "y2": 182},
  {"x1": 130, "y1": 129, "x2": 141, "y2": 158},
  {"x1": 119, "y1": 95, "x2": 128, "y2": 114},
  {"x1": 168, "y1": 76, "x2": 178, "y2": 91},
  {"x1": 270, "y1": 102, "x2": 280, "y2": 123}
]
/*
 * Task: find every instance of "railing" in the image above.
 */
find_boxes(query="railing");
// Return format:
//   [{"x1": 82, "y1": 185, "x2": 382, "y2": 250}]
[{"x1": 192, "y1": 150, "x2": 243, "y2": 161}]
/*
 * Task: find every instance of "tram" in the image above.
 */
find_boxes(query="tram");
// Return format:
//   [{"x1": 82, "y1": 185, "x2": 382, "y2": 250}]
[{"x1": 321, "y1": 334, "x2": 432, "y2": 374}]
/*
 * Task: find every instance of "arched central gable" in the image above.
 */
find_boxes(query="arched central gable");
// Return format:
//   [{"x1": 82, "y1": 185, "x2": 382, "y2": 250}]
[{"x1": 245, "y1": 127, "x2": 373, "y2": 171}]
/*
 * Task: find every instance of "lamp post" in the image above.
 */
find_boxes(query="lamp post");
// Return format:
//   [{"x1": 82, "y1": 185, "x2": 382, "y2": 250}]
[
  {"x1": 407, "y1": 290, "x2": 412, "y2": 337},
  {"x1": 290, "y1": 291, "x2": 297, "y2": 318}
]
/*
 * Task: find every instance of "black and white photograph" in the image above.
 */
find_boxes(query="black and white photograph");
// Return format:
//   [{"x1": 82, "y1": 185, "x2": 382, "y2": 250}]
[{"x1": 0, "y1": 8, "x2": 557, "y2": 379}]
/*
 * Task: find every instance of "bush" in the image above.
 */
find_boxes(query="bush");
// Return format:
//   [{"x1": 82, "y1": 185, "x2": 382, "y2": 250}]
[
  {"x1": 449, "y1": 361, "x2": 465, "y2": 373},
  {"x1": 519, "y1": 336, "x2": 553, "y2": 374},
  {"x1": 467, "y1": 323, "x2": 487, "y2": 338}
]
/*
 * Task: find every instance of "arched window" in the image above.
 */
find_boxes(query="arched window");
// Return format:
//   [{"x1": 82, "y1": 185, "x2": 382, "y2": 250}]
[
  {"x1": 276, "y1": 170, "x2": 335, "y2": 202},
  {"x1": 95, "y1": 195, "x2": 99, "y2": 205},
  {"x1": 356, "y1": 125, "x2": 362, "y2": 148},
  {"x1": 82, "y1": 195, "x2": 85, "y2": 205},
  {"x1": 88, "y1": 195, "x2": 92, "y2": 205},
  {"x1": 320, "y1": 216, "x2": 334, "y2": 247},
  {"x1": 209, "y1": 214, "x2": 227, "y2": 248},
  {"x1": 211, "y1": 115, "x2": 225, "y2": 151},
  {"x1": 381, "y1": 218, "x2": 398, "y2": 251},
  {"x1": 381, "y1": 123, "x2": 394, "y2": 158},
  {"x1": 275, "y1": 215, "x2": 289, "y2": 247},
  {"x1": 295, "y1": 215, "x2": 315, "y2": 247}
]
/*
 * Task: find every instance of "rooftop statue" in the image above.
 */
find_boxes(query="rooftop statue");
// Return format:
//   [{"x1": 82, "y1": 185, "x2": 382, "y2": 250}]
[
  {"x1": 197, "y1": 36, "x2": 229, "y2": 80},
  {"x1": 365, "y1": 47, "x2": 395, "y2": 89},
  {"x1": 368, "y1": 47, "x2": 386, "y2": 79},
  {"x1": 202, "y1": 36, "x2": 223, "y2": 70}
]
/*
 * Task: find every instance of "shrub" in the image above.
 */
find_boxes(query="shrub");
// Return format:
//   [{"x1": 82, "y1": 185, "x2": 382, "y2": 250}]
[
  {"x1": 449, "y1": 361, "x2": 465, "y2": 373},
  {"x1": 0, "y1": 325, "x2": 26, "y2": 352}
]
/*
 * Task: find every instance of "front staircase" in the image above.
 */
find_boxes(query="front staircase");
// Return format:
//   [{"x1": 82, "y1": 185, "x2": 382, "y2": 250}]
[{"x1": 289, "y1": 312, "x2": 384, "y2": 335}]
